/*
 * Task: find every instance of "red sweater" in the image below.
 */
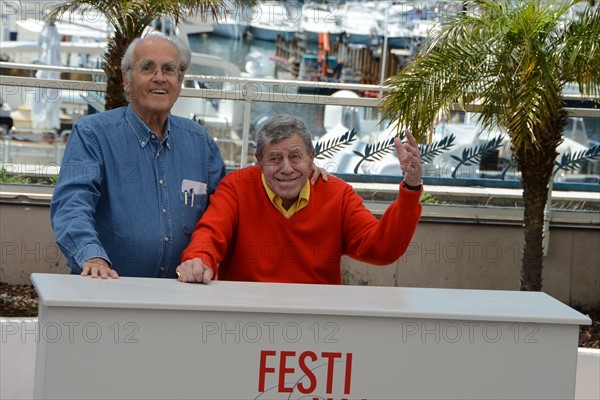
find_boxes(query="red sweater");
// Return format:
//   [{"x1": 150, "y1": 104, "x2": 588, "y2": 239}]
[{"x1": 182, "y1": 166, "x2": 422, "y2": 284}]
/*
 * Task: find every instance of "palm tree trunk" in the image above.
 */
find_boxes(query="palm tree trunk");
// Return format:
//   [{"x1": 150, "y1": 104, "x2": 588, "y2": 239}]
[
  {"x1": 515, "y1": 110, "x2": 567, "y2": 291},
  {"x1": 103, "y1": 31, "x2": 129, "y2": 110}
]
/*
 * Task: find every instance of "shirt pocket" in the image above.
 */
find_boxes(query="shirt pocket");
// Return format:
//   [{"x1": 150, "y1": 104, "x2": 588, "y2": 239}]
[{"x1": 180, "y1": 191, "x2": 208, "y2": 235}]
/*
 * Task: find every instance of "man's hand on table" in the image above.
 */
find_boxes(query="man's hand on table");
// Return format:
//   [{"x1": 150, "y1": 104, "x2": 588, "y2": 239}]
[
  {"x1": 177, "y1": 258, "x2": 213, "y2": 284},
  {"x1": 81, "y1": 258, "x2": 119, "y2": 279}
]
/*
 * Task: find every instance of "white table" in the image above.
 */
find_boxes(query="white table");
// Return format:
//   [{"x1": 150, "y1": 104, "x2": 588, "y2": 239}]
[{"x1": 31, "y1": 273, "x2": 590, "y2": 399}]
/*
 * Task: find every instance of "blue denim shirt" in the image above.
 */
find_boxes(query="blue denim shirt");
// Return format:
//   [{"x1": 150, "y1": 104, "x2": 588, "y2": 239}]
[{"x1": 50, "y1": 105, "x2": 226, "y2": 278}]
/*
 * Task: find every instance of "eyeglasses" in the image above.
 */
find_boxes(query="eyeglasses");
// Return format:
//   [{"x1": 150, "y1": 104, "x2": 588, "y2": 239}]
[{"x1": 131, "y1": 61, "x2": 181, "y2": 77}]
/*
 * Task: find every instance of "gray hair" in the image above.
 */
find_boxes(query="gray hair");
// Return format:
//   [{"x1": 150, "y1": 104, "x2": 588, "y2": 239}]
[
  {"x1": 256, "y1": 115, "x2": 314, "y2": 157},
  {"x1": 121, "y1": 32, "x2": 192, "y2": 79}
]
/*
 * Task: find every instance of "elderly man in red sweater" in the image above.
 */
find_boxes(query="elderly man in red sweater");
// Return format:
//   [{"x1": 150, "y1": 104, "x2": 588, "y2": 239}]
[{"x1": 177, "y1": 114, "x2": 422, "y2": 284}]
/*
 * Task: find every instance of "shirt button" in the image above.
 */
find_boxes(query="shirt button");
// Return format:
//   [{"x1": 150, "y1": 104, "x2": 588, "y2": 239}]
[
  {"x1": 160, "y1": 266, "x2": 165, "y2": 271},
  {"x1": 159, "y1": 179, "x2": 164, "y2": 185},
  {"x1": 151, "y1": 134, "x2": 156, "y2": 139},
  {"x1": 164, "y1": 236, "x2": 169, "y2": 241},
  {"x1": 162, "y1": 208, "x2": 167, "y2": 213},
  {"x1": 140, "y1": 141, "x2": 146, "y2": 146}
]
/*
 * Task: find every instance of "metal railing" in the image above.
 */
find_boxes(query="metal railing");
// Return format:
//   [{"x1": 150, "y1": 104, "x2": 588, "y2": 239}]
[
  {"x1": 1, "y1": 62, "x2": 598, "y2": 255},
  {"x1": 1, "y1": 127, "x2": 66, "y2": 164},
  {"x1": 1, "y1": 61, "x2": 598, "y2": 191}
]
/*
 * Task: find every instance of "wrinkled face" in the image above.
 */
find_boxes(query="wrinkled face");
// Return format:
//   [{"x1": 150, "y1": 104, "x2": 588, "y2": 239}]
[
  {"x1": 123, "y1": 37, "x2": 182, "y2": 121},
  {"x1": 257, "y1": 134, "x2": 314, "y2": 205}
]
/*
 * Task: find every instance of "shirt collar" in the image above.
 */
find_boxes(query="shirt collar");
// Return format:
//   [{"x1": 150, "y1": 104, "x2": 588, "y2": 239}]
[
  {"x1": 261, "y1": 173, "x2": 311, "y2": 219},
  {"x1": 125, "y1": 105, "x2": 171, "y2": 149}
]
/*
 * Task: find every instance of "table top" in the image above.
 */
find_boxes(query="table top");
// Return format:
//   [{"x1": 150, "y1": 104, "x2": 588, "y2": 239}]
[{"x1": 31, "y1": 273, "x2": 591, "y2": 325}]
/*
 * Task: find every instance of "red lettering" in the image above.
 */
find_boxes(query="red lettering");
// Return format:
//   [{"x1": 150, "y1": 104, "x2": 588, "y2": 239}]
[
  {"x1": 344, "y1": 353, "x2": 353, "y2": 394},
  {"x1": 278, "y1": 350, "x2": 296, "y2": 393},
  {"x1": 259, "y1": 350, "x2": 354, "y2": 396},
  {"x1": 321, "y1": 352, "x2": 342, "y2": 394},
  {"x1": 298, "y1": 351, "x2": 318, "y2": 393},
  {"x1": 258, "y1": 350, "x2": 276, "y2": 392}
]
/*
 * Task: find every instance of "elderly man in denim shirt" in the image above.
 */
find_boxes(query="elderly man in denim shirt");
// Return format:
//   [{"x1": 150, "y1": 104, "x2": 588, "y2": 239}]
[{"x1": 50, "y1": 32, "x2": 226, "y2": 279}]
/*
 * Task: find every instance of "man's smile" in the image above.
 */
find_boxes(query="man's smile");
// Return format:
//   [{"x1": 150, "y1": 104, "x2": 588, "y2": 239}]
[{"x1": 150, "y1": 89, "x2": 167, "y2": 95}]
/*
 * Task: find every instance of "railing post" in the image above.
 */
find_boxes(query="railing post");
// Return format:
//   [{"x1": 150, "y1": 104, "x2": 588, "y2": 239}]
[
  {"x1": 241, "y1": 86, "x2": 253, "y2": 168},
  {"x1": 542, "y1": 178, "x2": 553, "y2": 257},
  {"x1": 4, "y1": 127, "x2": 15, "y2": 163}
]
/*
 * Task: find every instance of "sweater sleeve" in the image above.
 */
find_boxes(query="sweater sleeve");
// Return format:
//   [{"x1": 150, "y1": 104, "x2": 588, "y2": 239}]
[
  {"x1": 180, "y1": 172, "x2": 239, "y2": 274},
  {"x1": 341, "y1": 184, "x2": 422, "y2": 265}
]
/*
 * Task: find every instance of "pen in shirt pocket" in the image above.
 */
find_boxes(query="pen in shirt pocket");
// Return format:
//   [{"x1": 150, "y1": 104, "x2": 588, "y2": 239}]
[
  {"x1": 190, "y1": 188, "x2": 194, "y2": 207},
  {"x1": 184, "y1": 189, "x2": 188, "y2": 205}
]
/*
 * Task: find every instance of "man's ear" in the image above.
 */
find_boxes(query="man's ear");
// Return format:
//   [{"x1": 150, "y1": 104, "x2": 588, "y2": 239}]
[
  {"x1": 122, "y1": 71, "x2": 129, "y2": 91},
  {"x1": 255, "y1": 153, "x2": 263, "y2": 169}
]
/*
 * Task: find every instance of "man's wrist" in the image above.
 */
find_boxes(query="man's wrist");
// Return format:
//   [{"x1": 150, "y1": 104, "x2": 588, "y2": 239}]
[
  {"x1": 75, "y1": 244, "x2": 110, "y2": 268},
  {"x1": 84, "y1": 257, "x2": 111, "y2": 268},
  {"x1": 403, "y1": 179, "x2": 423, "y2": 191}
]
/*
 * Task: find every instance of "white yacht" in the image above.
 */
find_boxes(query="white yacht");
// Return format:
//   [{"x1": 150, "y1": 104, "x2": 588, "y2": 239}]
[
  {"x1": 338, "y1": 2, "x2": 384, "y2": 46},
  {"x1": 248, "y1": 1, "x2": 299, "y2": 42},
  {"x1": 211, "y1": 13, "x2": 249, "y2": 40},
  {"x1": 210, "y1": 0, "x2": 249, "y2": 40},
  {"x1": 179, "y1": 13, "x2": 214, "y2": 35},
  {"x1": 0, "y1": 16, "x2": 245, "y2": 165},
  {"x1": 314, "y1": 91, "x2": 597, "y2": 181},
  {"x1": 295, "y1": 2, "x2": 343, "y2": 44}
]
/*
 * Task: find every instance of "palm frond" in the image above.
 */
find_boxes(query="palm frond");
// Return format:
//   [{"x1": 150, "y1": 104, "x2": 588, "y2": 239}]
[
  {"x1": 352, "y1": 137, "x2": 396, "y2": 174},
  {"x1": 314, "y1": 129, "x2": 358, "y2": 160},
  {"x1": 449, "y1": 136, "x2": 504, "y2": 178},
  {"x1": 379, "y1": 2, "x2": 510, "y2": 142},
  {"x1": 380, "y1": 0, "x2": 599, "y2": 291},
  {"x1": 553, "y1": 144, "x2": 600, "y2": 175},
  {"x1": 355, "y1": 137, "x2": 396, "y2": 162},
  {"x1": 420, "y1": 134, "x2": 456, "y2": 164},
  {"x1": 499, "y1": 155, "x2": 517, "y2": 181},
  {"x1": 46, "y1": 0, "x2": 255, "y2": 109},
  {"x1": 556, "y1": 1, "x2": 600, "y2": 96}
]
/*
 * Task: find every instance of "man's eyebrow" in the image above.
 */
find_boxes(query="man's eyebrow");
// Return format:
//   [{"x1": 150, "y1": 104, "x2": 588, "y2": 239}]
[{"x1": 138, "y1": 59, "x2": 177, "y2": 65}]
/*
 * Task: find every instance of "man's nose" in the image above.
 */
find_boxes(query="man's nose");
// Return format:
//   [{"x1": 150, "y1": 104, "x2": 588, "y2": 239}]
[
  {"x1": 153, "y1": 68, "x2": 168, "y2": 80},
  {"x1": 280, "y1": 159, "x2": 294, "y2": 173}
]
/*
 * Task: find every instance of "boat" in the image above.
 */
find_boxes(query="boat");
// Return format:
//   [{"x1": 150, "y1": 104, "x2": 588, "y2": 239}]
[
  {"x1": 179, "y1": 13, "x2": 214, "y2": 35},
  {"x1": 387, "y1": 1, "x2": 443, "y2": 49},
  {"x1": 338, "y1": 1, "x2": 384, "y2": 46},
  {"x1": 2, "y1": 11, "x2": 109, "y2": 67},
  {"x1": 314, "y1": 91, "x2": 599, "y2": 182},
  {"x1": 0, "y1": 15, "x2": 245, "y2": 166},
  {"x1": 295, "y1": 2, "x2": 343, "y2": 45},
  {"x1": 209, "y1": 0, "x2": 249, "y2": 40},
  {"x1": 248, "y1": 1, "x2": 299, "y2": 42},
  {"x1": 1, "y1": 10, "x2": 111, "y2": 151},
  {"x1": 211, "y1": 14, "x2": 248, "y2": 40},
  {"x1": 326, "y1": 1, "x2": 441, "y2": 50}
]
